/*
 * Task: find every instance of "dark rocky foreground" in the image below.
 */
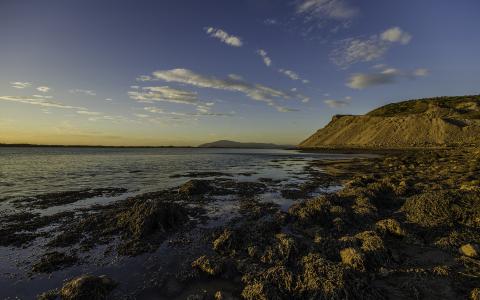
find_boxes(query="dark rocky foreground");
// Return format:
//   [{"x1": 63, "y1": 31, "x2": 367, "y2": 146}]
[{"x1": 1, "y1": 148, "x2": 480, "y2": 299}]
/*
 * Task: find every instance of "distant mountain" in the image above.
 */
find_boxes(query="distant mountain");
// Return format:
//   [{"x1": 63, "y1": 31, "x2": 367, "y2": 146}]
[
  {"x1": 299, "y1": 95, "x2": 480, "y2": 149},
  {"x1": 199, "y1": 140, "x2": 291, "y2": 149}
]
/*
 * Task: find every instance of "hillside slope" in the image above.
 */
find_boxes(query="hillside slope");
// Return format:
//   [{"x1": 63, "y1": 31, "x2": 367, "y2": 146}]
[{"x1": 299, "y1": 95, "x2": 480, "y2": 148}]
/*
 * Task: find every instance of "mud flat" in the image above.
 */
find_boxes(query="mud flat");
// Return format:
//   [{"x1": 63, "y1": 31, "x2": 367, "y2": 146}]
[{"x1": 1, "y1": 149, "x2": 479, "y2": 299}]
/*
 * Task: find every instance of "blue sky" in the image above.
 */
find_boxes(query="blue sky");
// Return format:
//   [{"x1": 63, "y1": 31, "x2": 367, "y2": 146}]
[{"x1": 1, "y1": 0, "x2": 479, "y2": 145}]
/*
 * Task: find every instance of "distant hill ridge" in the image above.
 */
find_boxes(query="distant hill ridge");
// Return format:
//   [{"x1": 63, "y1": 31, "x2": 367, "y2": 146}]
[
  {"x1": 199, "y1": 140, "x2": 290, "y2": 149},
  {"x1": 299, "y1": 95, "x2": 480, "y2": 149}
]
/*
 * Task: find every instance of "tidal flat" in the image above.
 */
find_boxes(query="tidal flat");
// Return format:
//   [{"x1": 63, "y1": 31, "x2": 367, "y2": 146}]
[{"x1": 1, "y1": 148, "x2": 479, "y2": 299}]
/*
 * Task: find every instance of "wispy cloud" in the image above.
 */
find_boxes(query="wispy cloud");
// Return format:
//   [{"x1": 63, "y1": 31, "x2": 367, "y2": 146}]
[
  {"x1": 129, "y1": 86, "x2": 199, "y2": 105},
  {"x1": 149, "y1": 68, "x2": 288, "y2": 105},
  {"x1": 278, "y1": 69, "x2": 300, "y2": 80},
  {"x1": 137, "y1": 69, "x2": 305, "y2": 113},
  {"x1": 76, "y1": 110, "x2": 101, "y2": 116},
  {"x1": 413, "y1": 68, "x2": 429, "y2": 77},
  {"x1": 296, "y1": 0, "x2": 358, "y2": 21},
  {"x1": 10, "y1": 82, "x2": 31, "y2": 89},
  {"x1": 144, "y1": 106, "x2": 235, "y2": 118},
  {"x1": 69, "y1": 89, "x2": 96, "y2": 96},
  {"x1": 36, "y1": 86, "x2": 51, "y2": 93},
  {"x1": 347, "y1": 67, "x2": 429, "y2": 89},
  {"x1": 33, "y1": 94, "x2": 53, "y2": 99},
  {"x1": 256, "y1": 48, "x2": 310, "y2": 84},
  {"x1": 278, "y1": 68, "x2": 310, "y2": 84},
  {"x1": 257, "y1": 49, "x2": 272, "y2": 67},
  {"x1": 331, "y1": 27, "x2": 412, "y2": 68},
  {"x1": 264, "y1": 19, "x2": 278, "y2": 26},
  {"x1": 275, "y1": 106, "x2": 299, "y2": 112},
  {"x1": 324, "y1": 99, "x2": 349, "y2": 108},
  {"x1": 205, "y1": 27, "x2": 243, "y2": 47},
  {"x1": 0, "y1": 95, "x2": 85, "y2": 109}
]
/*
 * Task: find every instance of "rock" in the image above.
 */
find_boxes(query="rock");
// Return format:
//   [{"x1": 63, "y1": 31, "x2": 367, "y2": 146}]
[
  {"x1": 59, "y1": 275, "x2": 116, "y2": 300},
  {"x1": 460, "y1": 243, "x2": 479, "y2": 258},
  {"x1": 179, "y1": 180, "x2": 211, "y2": 196},
  {"x1": 340, "y1": 248, "x2": 365, "y2": 271},
  {"x1": 375, "y1": 219, "x2": 406, "y2": 237}
]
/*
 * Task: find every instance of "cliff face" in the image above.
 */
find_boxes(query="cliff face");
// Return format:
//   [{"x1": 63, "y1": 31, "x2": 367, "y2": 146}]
[{"x1": 299, "y1": 96, "x2": 480, "y2": 149}]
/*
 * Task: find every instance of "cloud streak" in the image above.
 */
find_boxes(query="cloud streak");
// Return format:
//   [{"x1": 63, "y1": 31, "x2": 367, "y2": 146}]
[
  {"x1": 129, "y1": 86, "x2": 199, "y2": 105},
  {"x1": 324, "y1": 99, "x2": 349, "y2": 108},
  {"x1": 10, "y1": 82, "x2": 31, "y2": 89},
  {"x1": 205, "y1": 27, "x2": 243, "y2": 47},
  {"x1": 137, "y1": 69, "x2": 302, "y2": 113},
  {"x1": 0, "y1": 95, "x2": 85, "y2": 109},
  {"x1": 69, "y1": 89, "x2": 96, "y2": 96},
  {"x1": 151, "y1": 68, "x2": 286, "y2": 103},
  {"x1": 347, "y1": 67, "x2": 429, "y2": 89}
]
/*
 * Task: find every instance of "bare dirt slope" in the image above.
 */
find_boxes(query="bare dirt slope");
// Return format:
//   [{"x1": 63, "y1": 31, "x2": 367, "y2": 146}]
[{"x1": 299, "y1": 95, "x2": 480, "y2": 148}]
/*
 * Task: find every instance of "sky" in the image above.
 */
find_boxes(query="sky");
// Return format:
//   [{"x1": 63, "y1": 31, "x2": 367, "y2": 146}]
[{"x1": 1, "y1": 0, "x2": 479, "y2": 146}]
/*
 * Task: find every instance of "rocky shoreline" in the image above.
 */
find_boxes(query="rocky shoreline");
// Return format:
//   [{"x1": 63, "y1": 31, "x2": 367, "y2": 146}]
[{"x1": 1, "y1": 149, "x2": 479, "y2": 299}]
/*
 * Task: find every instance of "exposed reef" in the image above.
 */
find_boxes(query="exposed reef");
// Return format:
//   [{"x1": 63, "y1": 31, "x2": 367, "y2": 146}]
[{"x1": 1, "y1": 148, "x2": 479, "y2": 299}]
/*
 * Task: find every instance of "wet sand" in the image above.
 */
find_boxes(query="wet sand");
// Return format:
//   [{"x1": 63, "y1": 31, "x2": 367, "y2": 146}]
[{"x1": 1, "y1": 148, "x2": 479, "y2": 299}]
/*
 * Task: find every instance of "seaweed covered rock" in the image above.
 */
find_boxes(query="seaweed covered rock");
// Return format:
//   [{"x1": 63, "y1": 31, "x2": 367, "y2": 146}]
[
  {"x1": 60, "y1": 275, "x2": 116, "y2": 300},
  {"x1": 288, "y1": 195, "x2": 334, "y2": 226},
  {"x1": 116, "y1": 199, "x2": 188, "y2": 239},
  {"x1": 241, "y1": 266, "x2": 294, "y2": 300},
  {"x1": 351, "y1": 196, "x2": 378, "y2": 219},
  {"x1": 296, "y1": 253, "x2": 348, "y2": 298},
  {"x1": 260, "y1": 233, "x2": 300, "y2": 264},
  {"x1": 340, "y1": 248, "x2": 366, "y2": 271},
  {"x1": 471, "y1": 288, "x2": 480, "y2": 300},
  {"x1": 375, "y1": 218, "x2": 406, "y2": 237},
  {"x1": 213, "y1": 229, "x2": 236, "y2": 254},
  {"x1": 339, "y1": 231, "x2": 390, "y2": 269},
  {"x1": 191, "y1": 255, "x2": 224, "y2": 276},
  {"x1": 459, "y1": 243, "x2": 479, "y2": 258},
  {"x1": 32, "y1": 251, "x2": 77, "y2": 273},
  {"x1": 212, "y1": 216, "x2": 282, "y2": 257},
  {"x1": 402, "y1": 191, "x2": 480, "y2": 228},
  {"x1": 179, "y1": 180, "x2": 212, "y2": 196}
]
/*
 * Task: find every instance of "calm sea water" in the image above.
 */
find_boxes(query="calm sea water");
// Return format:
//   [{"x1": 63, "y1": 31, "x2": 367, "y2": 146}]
[{"x1": 0, "y1": 147, "x2": 360, "y2": 203}]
